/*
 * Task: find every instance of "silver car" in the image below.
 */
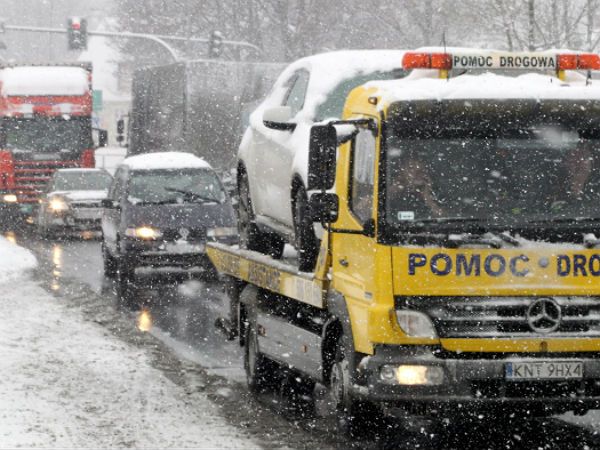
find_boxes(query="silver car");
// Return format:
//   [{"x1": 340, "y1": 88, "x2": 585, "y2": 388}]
[{"x1": 37, "y1": 168, "x2": 113, "y2": 237}]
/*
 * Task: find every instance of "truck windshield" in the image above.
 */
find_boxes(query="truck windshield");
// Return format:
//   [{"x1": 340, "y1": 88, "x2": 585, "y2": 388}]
[
  {"x1": 128, "y1": 168, "x2": 226, "y2": 205},
  {"x1": 3, "y1": 117, "x2": 93, "y2": 152},
  {"x1": 383, "y1": 99, "x2": 600, "y2": 233}
]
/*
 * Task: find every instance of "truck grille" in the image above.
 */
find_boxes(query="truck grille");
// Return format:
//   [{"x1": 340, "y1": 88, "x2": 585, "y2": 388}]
[
  {"x1": 395, "y1": 296, "x2": 600, "y2": 338},
  {"x1": 13, "y1": 160, "x2": 80, "y2": 202}
]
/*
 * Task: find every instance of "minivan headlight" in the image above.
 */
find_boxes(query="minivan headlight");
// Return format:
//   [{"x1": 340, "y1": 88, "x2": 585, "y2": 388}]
[
  {"x1": 395, "y1": 310, "x2": 438, "y2": 338},
  {"x1": 125, "y1": 226, "x2": 162, "y2": 240},
  {"x1": 207, "y1": 227, "x2": 238, "y2": 238},
  {"x1": 49, "y1": 197, "x2": 69, "y2": 211}
]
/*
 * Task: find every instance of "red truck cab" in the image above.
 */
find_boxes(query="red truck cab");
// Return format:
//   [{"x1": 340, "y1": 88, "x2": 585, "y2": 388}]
[{"x1": 0, "y1": 63, "x2": 96, "y2": 221}]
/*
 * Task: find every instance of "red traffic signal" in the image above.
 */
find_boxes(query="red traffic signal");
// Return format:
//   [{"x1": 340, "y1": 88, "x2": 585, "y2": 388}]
[{"x1": 67, "y1": 17, "x2": 87, "y2": 50}]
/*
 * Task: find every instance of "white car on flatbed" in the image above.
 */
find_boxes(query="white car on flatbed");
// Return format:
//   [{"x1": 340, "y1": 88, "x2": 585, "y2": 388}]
[{"x1": 237, "y1": 50, "x2": 407, "y2": 271}]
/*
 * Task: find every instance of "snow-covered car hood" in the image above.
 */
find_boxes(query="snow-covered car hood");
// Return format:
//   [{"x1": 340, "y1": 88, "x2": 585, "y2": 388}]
[{"x1": 50, "y1": 190, "x2": 109, "y2": 202}]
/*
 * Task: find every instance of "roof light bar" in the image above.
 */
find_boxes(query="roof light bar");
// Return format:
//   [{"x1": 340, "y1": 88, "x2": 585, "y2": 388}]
[
  {"x1": 402, "y1": 51, "x2": 600, "y2": 72},
  {"x1": 402, "y1": 52, "x2": 452, "y2": 70}
]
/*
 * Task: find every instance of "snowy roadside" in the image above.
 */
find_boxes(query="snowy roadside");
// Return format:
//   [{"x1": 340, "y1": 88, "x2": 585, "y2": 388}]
[{"x1": 0, "y1": 237, "x2": 258, "y2": 449}]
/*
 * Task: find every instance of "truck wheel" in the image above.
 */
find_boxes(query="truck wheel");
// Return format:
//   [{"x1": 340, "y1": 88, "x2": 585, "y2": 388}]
[
  {"x1": 330, "y1": 345, "x2": 384, "y2": 439},
  {"x1": 102, "y1": 240, "x2": 117, "y2": 278},
  {"x1": 116, "y1": 259, "x2": 136, "y2": 307},
  {"x1": 238, "y1": 171, "x2": 284, "y2": 259},
  {"x1": 244, "y1": 319, "x2": 281, "y2": 393},
  {"x1": 293, "y1": 187, "x2": 319, "y2": 272}
]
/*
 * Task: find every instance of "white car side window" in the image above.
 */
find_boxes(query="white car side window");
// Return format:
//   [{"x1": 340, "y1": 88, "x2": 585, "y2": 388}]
[{"x1": 284, "y1": 70, "x2": 310, "y2": 117}]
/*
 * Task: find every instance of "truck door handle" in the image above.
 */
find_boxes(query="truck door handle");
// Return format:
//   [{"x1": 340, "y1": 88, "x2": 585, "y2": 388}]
[{"x1": 339, "y1": 258, "x2": 349, "y2": 267}]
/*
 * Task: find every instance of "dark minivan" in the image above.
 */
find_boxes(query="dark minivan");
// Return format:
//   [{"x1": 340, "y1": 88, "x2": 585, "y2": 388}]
[{"x1": 101, "y1": 152, "x2": 238, "y2": 299}]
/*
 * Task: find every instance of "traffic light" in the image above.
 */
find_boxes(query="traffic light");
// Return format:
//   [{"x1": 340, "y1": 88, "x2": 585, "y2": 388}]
[
  {"x1": 67, "y1": 17, "x2": 87, "y2": 50},
  {"x1": 208, "y1": 30, "x2": 223, "y2": 58}
]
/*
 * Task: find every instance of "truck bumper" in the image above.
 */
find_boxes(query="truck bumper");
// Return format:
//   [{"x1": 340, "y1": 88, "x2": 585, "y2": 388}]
[{"x1": 362, "y1": 345, "x2": 600, "y2": 413}]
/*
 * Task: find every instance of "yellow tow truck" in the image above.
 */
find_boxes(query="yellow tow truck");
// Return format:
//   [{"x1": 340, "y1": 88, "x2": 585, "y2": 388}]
[{"x1": 208, "y1": 49, "x2": 600, "y2": 435}]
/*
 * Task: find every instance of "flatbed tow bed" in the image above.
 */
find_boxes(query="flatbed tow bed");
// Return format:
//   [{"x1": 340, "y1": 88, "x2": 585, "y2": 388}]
[{"x1": 208, "y1": 242, "x2": 326, "y2": 309}]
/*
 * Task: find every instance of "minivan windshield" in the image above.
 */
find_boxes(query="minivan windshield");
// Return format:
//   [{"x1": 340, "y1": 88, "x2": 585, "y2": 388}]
[
  {"x1": 128, "y1": 168, "x2": 226, "y2": 205},
  {"x1": 384, "y1": 99, "x2": 600, "y2": 231},
  {"x1": 54, "y1": 171, "x2": 113, "y2": 191}
]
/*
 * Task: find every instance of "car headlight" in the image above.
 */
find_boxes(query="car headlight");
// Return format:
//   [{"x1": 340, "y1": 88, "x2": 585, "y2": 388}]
[
  {"x1": 49, "y1": 197, "x2": 69, "y2": 211},
  {"x1": 207, "y1": 227, "x2": 238, "y2": 238},
  {"x1": 3, "y1": 194, "x2": 17, "y2": 203},
  {"x1": 380, "y1": 364, "x2": 445, "y2": 385},
  {"x1": 125, "y1": 226, "x2": 162, "y2": 240},
  {"x1": 395, "y1": 310, "x2": 438, "y2": 338}
]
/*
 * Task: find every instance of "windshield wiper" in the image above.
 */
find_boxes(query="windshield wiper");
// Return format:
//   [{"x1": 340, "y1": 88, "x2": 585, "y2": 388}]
[
  {"x1": 164, "y1": 187, "x2": 222, "y2": 204},
  {"x1": 446, "y1": 231, "x2": 519, "y2": 248}
]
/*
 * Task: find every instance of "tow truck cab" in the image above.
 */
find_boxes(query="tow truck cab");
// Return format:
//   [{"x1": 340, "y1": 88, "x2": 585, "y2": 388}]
[{"x1": 209, "y1": 49, "x2": 600, "y2": 433}]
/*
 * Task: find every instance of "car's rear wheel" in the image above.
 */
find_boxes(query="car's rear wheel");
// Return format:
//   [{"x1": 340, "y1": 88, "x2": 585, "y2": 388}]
[
  {"x1": 293, "y1": 187, "x2": 319, "y2": 272},
  {"x1": 238, "y1": 170, "x2": 284, "y2": 259}
]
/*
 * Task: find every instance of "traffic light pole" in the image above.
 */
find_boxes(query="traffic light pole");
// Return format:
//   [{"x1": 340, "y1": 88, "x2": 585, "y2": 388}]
[{"x1": 3, "y1": 24, "x2": 262, "y2": 62}]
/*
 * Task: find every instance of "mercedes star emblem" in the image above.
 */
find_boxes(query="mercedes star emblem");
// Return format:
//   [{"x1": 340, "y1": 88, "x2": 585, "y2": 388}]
[
  {"x1": 526, "y1": 298, "x2": 562, "y2": 333},
  {"x1": 179, "y1": 228, "x2": 190, "y2": 241}
]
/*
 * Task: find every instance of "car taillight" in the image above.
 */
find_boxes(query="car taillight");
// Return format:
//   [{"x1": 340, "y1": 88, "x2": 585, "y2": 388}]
[{"x1": 81, "y1": 149, "x2": 95, "y2": 168}]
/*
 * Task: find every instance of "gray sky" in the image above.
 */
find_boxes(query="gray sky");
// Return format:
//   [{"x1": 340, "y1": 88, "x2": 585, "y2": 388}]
[{"x1": 0, "y1": 0, "x2": 113, "y2": 63}]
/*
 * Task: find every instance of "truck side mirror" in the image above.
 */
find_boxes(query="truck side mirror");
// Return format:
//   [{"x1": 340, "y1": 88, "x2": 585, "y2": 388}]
[
  {"x1": 263, "y1": 106, "x2": 296, "y2": 131},
  {"x1": 309, "y1": 192, "x2": 338, "y2": 223},
  {"x1": 98, "y1": 129, "x2": 108, "y2": 147},
  {"x1": 307, "y1": 124, "x2": 337, "y2": 190}
]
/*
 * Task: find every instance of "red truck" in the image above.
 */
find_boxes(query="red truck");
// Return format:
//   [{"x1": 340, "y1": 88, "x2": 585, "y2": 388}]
[{"x1": 0, "y1": 62, "x2": 99, "y2": 221}]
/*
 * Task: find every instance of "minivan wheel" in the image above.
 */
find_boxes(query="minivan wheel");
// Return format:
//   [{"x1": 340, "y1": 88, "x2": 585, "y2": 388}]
[
  {"x1": 238, "y1": 171, "x2": 284, "y2": 259},
  {"x1": 102, "y1": 240, "x2": 117, "y2": 278},
  {"x1": 116, "y1": 259, "x2": 136, "y2": 307},
  {"x1": 293, "y1": 187, "x2": 319, "y2": 272}
]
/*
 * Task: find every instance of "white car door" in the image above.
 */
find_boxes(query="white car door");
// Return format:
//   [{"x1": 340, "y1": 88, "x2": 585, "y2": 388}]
[{"x1": 253, "y1": 69, "x2": 310, "y2": 229}]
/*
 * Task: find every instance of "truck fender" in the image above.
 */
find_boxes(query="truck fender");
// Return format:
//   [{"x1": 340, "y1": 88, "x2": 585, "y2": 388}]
[{"x1": 323, "y1": 290, "x2": 359, "y2": 383}]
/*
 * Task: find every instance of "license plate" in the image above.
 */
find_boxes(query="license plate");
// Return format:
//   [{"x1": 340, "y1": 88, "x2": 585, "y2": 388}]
[
  {"x1": 32, "y1": 153, "x2": 60, "y2": 160},
  {"x1": 506, "y1": 361, "x2": 583, "y2": 380},
  {"x1": 75, "y1": 208, "x2": 101, "y2": 219},
  {"x1": 165, "y1": 242, "x2": 205, "y2": 254}
]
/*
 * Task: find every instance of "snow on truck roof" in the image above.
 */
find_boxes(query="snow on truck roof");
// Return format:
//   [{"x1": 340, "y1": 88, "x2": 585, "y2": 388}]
[
  {"x1": 0, "y1": 66, "x2": 89, "y2": 96},
  {"x1": 122, "y1": 152, "x2": 211, "y2": 171},
  {"x1": 366, "y1": 71, "x2": 600, "y2": 106}
]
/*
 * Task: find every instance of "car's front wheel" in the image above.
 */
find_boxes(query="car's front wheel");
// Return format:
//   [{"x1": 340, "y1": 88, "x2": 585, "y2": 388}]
[
  {"x1": 238, "y1": 170, "x2": 284, "y2": 259},
  {"x1": 293, "y1": 187, "x2": 319, "y2": 272}
]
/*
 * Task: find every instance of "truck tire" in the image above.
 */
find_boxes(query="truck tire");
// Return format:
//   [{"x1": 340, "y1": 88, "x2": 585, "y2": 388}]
[
  {"x1": 293, "y1": 186, "x2": 319, "y2": 272},
  {"x1": 238, "y1": 171, "x2": 284, "y2": 259},
  {"x1": 244, "y1": 318, "x2": 282, "y2": 393},
  {"x1": 102, "y1": 240, "x2": 117, "y2": 278},
  {"x1": 330, "y1": 343, "x2": 384, "y2": 439}
]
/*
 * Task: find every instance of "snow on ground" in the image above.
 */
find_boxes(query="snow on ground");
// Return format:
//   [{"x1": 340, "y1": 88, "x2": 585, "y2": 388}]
[
  {"x1": 0, "y1": 235, "x2": 36, "y2": 283},
  {"x1": 0, "y1": 241, "x2": 256, "y2": 448}
]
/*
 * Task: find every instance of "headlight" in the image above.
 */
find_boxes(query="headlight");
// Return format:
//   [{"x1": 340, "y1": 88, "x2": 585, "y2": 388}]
[
  {"x1": 380, "y1": 364, "x2": 445, "y2": 385},
  {"x1": 125, "y1": 226, "x2": 162, "y2": 240},
  {"x1": 3, "y1": 194, "x2": 17, "y2": 203},
  {"x1": 49, "y1": 197, "x2": 69, "y2": 211},
  {"x1": 395, "y1": 310, "x2": 438, "y2": 338},
  {"x1": 207, "y1": 227, "x2": 238, "y2": 238}
]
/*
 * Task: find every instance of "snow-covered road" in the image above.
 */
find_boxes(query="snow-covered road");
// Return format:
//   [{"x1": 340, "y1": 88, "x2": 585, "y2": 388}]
[{"x1": 0, "y1": 237, "x2": 256, "y2": 448}]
